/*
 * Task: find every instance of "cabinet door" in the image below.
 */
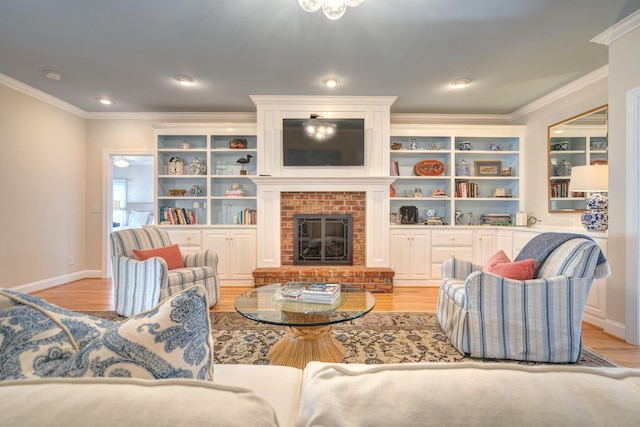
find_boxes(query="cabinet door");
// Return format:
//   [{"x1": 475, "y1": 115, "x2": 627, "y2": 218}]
[
  {"x1": 227, "y1": 230, "x2": 257, "y2": 280},
  {"x1": 202, "y1": 231, "x2": 230, "y2": 278},
  {"x1": 476, "y1": 230, "x2": 497, "y2": 265},
  {"x1": 390, "y1": 231, "x2": 412, "y2": 280},
  {"x1": 586, "y1": 238, "x2": 607, "y2": 320},
  {"x1": 497, "y1": 230, "x2": 513, "y2": 259},
  {"x1": 390, "y1": 230, "x2": 430, "y2": 280},
  {"x1": 512, "y1": 231, "x2": 537, "y2": 259}
]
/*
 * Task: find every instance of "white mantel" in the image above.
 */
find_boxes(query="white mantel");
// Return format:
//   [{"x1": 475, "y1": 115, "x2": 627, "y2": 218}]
[{"x1": 250, "y1": 96, "x2": 397, "y2": 268}]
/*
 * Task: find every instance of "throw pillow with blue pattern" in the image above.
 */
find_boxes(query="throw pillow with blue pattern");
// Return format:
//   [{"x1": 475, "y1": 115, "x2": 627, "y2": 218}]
[
  {"x1": 0, "y1": 289, "x2": 115, "y2": 380},
  {"x1": 53, "y1": 285, "x2": 214, "y2": 380}
]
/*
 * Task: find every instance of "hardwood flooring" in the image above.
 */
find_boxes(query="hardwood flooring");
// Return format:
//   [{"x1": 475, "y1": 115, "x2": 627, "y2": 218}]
[{"x1": 32, "y1": 278, "x2": 640, "y2": 368}]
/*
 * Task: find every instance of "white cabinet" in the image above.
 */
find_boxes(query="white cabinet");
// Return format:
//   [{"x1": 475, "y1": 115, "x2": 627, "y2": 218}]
[
  {"x1": 390, "y1": 229, "x2": 430, "y2": 283},
  {"x1": 430, "y1": 230, "x2": 474, "y2": 280},
  {"x1": 203, "y1": 228, "x2": 256, "y2": 284},
  {"x1": 390, "y1": 124, "x2": 524, "y2": 227},
  {"x1": 585, "y1": 237, "x2": 608, "y2": 326},
  {"x1": 165, "y1": 229, "x2": 202, "y2": 255},
  {"x1": 476, "y1": 229, "x2": 498, "y2": 265}
]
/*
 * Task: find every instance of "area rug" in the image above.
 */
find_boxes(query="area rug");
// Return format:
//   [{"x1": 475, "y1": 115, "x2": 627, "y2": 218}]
[{"x1": 79, "y1": 311, "x2": 617, "y2": 367}]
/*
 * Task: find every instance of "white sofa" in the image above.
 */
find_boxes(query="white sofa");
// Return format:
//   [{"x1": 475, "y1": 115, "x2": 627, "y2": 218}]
[
  {"x1": 2, "y1": 285, "x2": 639, "y2": 426},
  {"x1": 2, "y1": 362, "x2": 640, "y2": 427}
]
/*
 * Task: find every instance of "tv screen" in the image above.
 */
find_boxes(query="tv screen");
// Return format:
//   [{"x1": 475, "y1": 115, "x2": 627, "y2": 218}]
[{"x1": 283, "y1": 118, "x2": 365, "y2": 166}]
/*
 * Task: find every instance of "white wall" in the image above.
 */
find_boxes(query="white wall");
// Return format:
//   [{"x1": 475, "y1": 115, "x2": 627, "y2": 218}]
[
  {"x1": 0, "y1": 85, "x2": 86, "y2": 288},
  {"x1": 608, "y1": 24, "x2": 640, "y2": 341}
]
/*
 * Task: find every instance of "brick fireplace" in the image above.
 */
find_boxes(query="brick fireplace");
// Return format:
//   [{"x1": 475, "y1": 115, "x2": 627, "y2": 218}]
[{"x1": 251, "y1": 183, "x2": 395, "y2": 292}]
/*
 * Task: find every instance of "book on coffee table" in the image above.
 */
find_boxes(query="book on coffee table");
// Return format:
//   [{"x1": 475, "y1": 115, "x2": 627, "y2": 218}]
[
  {"x1": 301, "y1": 283, "x2": 341, "y2": 304},
  {"x1": 275, "y1": 283, "x2": 306, "y2": 301}
]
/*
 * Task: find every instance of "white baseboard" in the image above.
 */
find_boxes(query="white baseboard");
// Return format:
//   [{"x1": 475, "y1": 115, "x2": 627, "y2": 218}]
[
  {"x1": 9, "y1": 270, "x2": 102, "y2": 293},
  {"x1": 602, "y1": 319, "x2": 627, "y2": 341}
]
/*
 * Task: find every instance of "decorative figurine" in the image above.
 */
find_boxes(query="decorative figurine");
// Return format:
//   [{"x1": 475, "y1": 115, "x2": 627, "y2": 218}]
[{"x1": 236, "y1": 154, "x2": 253, "y2": 175}]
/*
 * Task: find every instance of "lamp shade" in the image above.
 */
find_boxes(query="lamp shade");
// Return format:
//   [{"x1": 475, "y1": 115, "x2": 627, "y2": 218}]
[{"x1": 568, "y1": 165, "x2": 608, "y2": 192}]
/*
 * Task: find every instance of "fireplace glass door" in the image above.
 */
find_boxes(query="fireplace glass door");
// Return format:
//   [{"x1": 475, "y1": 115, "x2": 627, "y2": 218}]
[{"x1": 293, "y1": 214, "x2": 353, "y2": 265}]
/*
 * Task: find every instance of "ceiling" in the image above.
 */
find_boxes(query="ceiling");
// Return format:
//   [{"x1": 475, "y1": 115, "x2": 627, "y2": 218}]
[{"x1": 1, "y1": 0, "x2": 639, "y2": 115}]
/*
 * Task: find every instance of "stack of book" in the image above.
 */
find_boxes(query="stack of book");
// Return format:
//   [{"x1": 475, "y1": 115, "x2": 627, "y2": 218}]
[
  {"x1": 274, "y1": 283, "x2": 306, "y2": 301},
  {"x1": 301, "y1": 283, "x2": 341, "y2": 304}
]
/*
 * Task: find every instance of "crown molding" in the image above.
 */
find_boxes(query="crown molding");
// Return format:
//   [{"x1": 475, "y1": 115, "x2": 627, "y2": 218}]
[
  {"x1": 391, "y1": 113, "x2": 510, "y2": 125},
  {"x1": 86, "y1": 111, "x2": 256, "y2": 121},
  {"x1": 0, "y1": 73, "x2": 88, "y2": 118},
  {"x1": 591, "y1": 9, "x2": 640, "y2": 46},
  {"x1": 508, "y1": 65, "x2": 609, "y2": 121}
]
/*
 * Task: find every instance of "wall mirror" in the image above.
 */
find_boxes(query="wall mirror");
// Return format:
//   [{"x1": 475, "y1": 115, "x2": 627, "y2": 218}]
[{"x1": 548, "y1": 105, "x2": 608, "y2": 213}]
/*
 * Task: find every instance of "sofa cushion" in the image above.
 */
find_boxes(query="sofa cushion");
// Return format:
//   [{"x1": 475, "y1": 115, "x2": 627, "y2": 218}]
[
  {"x1": 483, "y1": 250, "x2": 535, "y2": 280},
  {"x1": 53, "y1": 285, "x2": 214, "y2": 380},
  {"x1": 133, "y1": 243, "x2": 184, "y2": 270},
  {"x1": 0, "y1": 290, "x2": 114, "y2": 380},
  {"x1": 0, "y1": 377, "x2": 279, "y2": 427},
  {"x1": 298, "y1": 362, "x2": 640, "y2": 427}
]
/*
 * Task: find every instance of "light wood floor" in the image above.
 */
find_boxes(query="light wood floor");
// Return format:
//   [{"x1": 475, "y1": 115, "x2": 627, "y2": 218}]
[{"x1": 32, "y1": 278, "x2": 640, "y2": 368}]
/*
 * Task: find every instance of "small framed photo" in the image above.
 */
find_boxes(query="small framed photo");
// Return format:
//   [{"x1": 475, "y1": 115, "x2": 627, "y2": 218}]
[{"x1": 474, "y1": 160, "x2": 502, "y2": 177}]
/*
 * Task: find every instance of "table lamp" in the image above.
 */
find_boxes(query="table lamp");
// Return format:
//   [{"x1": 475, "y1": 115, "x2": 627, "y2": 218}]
[{"x1": 568, "y1": 164, "x2": 608, "y2": 231}]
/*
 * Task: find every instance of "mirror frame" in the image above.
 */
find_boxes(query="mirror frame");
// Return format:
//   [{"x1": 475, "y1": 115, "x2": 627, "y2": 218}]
[{"x1": 547, "y1": 104, "x2": 608, "y2": 213}]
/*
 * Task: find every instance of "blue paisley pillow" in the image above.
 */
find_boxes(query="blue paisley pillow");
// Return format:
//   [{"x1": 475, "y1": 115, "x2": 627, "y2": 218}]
[
  {"x1": 0, "y1": 289, "x2": 114, "y2": 381},
  {"x1": 53, "y1": 285, "x2": 214, "y2": 380}
]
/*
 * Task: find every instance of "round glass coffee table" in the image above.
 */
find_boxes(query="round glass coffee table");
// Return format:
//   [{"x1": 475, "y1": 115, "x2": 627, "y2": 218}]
[{"x1": 234, "y1": 283, "x2": 376, "y2": 369}]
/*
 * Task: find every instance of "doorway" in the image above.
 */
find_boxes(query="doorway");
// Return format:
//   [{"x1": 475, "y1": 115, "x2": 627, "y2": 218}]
[{"x1": 102, "y1": 152, "x2": 155, "y2": 278}]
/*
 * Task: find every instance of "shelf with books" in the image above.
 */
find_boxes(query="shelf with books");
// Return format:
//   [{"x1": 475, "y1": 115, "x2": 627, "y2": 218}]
[
  {"x1": 155, "y1": 124, "x2": 257, "y2": 226},
  {"x1": 390, "y1": 125, "x2": 524, "y2": 226}
]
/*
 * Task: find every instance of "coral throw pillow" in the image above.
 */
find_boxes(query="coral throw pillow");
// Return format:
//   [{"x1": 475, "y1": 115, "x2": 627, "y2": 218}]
[
  {"x1": 133, "y1": 244, "x2": 184, "y2": 270},
  {"x1": 483, "y1": 250, "x2": 535, "y2": 280}
]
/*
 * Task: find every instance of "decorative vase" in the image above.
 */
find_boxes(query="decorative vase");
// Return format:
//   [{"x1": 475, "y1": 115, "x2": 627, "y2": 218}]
[
  {"x1": 455, "y1": 210, "x2": 465, "y2": 225},
  {"x1": 189, "y1": 157, "x2": 206, "y2": 175},
  {"x1": 556, "y1": 159, "x2": 572, "y2": 176},
  {"x1": 456, "y1": 159, "x2": 470, "y2": 176},
  {"x1": 581, "y1": 193, "x2": 608, "y2": 231}
]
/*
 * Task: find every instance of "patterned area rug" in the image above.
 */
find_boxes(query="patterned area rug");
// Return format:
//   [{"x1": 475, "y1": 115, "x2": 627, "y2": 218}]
[{"x1": 80, "y1": 311, "x2": 617, "y2": 367}]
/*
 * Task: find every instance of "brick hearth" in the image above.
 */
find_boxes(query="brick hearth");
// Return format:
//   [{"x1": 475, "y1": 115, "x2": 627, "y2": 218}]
[{"x1": 252, "y1": 266, "x2": 394, "y2": 293}]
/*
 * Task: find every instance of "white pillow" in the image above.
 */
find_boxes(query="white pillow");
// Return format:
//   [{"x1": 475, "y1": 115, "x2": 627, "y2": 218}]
[{"x1": 128, "y1": 210, "x2": 150, "y2": 227}]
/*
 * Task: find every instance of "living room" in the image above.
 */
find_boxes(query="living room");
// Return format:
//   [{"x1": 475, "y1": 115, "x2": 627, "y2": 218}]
[
  {"x1": 0, "y1": 3, "x2": 639, "y2": 345},
  {"x1": 3, "y1": 3, "x2": 640, "y2": 425}
]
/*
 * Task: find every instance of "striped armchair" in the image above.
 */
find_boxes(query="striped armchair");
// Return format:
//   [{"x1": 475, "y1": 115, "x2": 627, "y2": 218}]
[
  {"x1": 437, "y1": 233, "x2": 610, "y2": 363},
  {"x1": 110, "y1": 227, "x2": 219, "y2": 317}
]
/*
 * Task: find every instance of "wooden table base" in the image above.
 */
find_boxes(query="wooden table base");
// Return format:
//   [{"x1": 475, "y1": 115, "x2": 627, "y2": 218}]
[{"x1": 268, "y1": 324, "x2": 345, "y2": 369}]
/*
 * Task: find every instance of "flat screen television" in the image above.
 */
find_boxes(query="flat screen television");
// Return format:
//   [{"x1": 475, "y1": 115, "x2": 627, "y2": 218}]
[{"x1": 282, "y1": 118, "x2": 365, "y2": 166}]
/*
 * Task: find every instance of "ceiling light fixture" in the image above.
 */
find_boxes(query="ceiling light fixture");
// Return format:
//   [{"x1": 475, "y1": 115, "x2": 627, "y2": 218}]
[
  {"x1": 323, "y1": 77, "x2": 340, "y2": 88},
  {"x1": 451, "y1": 78, "x2": 472, "y2": 88},
  {"x1": 44, "y1": 69, "x2": 62, "y2": 80},
  {"x1": 299, "y1": 0, "x2": 364, "y2": 20},
  {"x1": 303, "y1": 114, "x2": 337, "y2": 141},
  {"x1": 175, "y1": 75, "x2": 195, "y2": 86},
  {"x1": 97, "y1": 97, "x2": 115, "y2": 105},
  {"x1": 113, "y1": 156, "x2": 130, "y2": 168}
]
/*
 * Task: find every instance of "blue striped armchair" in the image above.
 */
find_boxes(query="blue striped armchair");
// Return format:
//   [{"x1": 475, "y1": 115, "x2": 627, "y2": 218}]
[
  {"x1": 110, "y1": 227, "x2": 220, "y2": 316},
  {"x1": 437, "y1": 233, "x2": 610, "y2": 363}
]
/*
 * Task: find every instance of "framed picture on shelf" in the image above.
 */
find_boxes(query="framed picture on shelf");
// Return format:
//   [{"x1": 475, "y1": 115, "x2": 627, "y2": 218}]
[{"x1": 474, "y1": 160, "x2": 502, "y2": 177}]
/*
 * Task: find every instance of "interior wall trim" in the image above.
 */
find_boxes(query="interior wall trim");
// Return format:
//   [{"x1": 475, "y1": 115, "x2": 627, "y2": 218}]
[
  {"x1": 591, "y1": 9, "x2": 640, "y2": 46},
  {"x1": 0, "y1": 73, "x2": 87, "y2": 118}
]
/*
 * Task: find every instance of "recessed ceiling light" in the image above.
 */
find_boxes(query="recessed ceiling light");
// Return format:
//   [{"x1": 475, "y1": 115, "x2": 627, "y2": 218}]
[
  {"x1": 175, "y1": 75, "x2": 195, "y2": 86},
  {"x1": 451, "y1": 78, "x2": 472, "y2": 88},
  {"x1": 323, "y1": 77, "x2": 340, "y2": 88},
  {"x1": 96, "y1": 97, "x2": 115, "y2": 105},
  {"x1": 44, "y1": 69, "x2": 62, "y2": 80}
]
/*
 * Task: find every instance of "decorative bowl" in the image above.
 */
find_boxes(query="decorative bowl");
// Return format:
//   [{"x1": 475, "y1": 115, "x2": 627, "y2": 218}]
[
  {"x1": 458, "y1": 141, "x2": 471, "y2": 150},
  {"x1": 414, "y1": 159, "x2": 445, "y2": 176},
  {"x1": 391, "y1": 142, "x2": 403, "y2": 150},
  {"x1": 229, "y1": 138, "x2": 247, "y2": 149}
]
